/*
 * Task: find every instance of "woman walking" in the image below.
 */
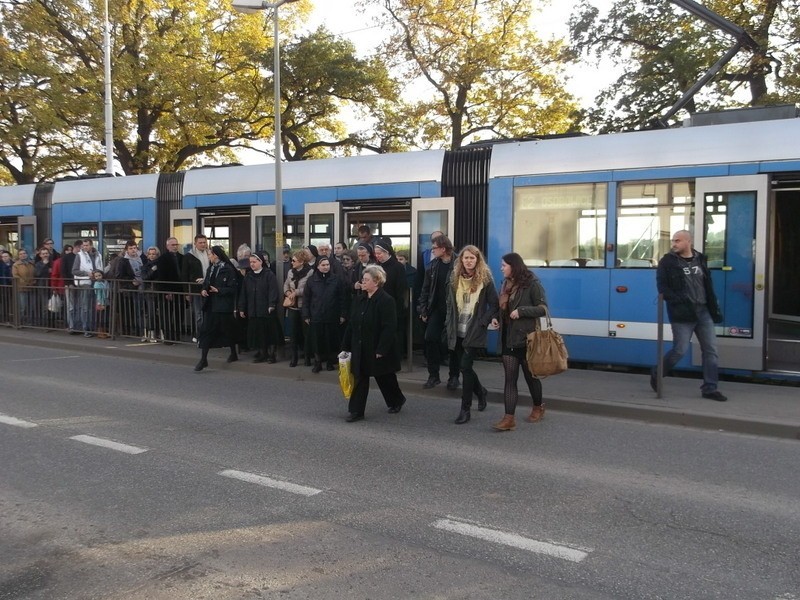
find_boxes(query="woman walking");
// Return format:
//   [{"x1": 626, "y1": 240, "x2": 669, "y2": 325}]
[
  {"x1": 493, "y1": 252, "x2": 548, "y2": 431},
  {"x1": 302, "y1": 256, "x2": 346, "y2": 372},
  {"x1": 283, "y1": 250, "x2": 312, "y2": 367},
  {"x1": 446, "y1": 245, "x2": 499, "y2": 425},
  {"x1": 238, "y1": 251, "x2": 282, "y2": 363},
  {"x1": 195, "y1": 246, "x2": 239, "y2": 371},
  {"x1": 341, "y1": 264, "x2": 407, "y2": 422}
]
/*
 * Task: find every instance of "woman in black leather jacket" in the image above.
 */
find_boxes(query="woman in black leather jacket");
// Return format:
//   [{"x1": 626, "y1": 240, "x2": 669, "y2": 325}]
[{"x1": 492, "y1": 252, "x2": 548, "y2": 431}]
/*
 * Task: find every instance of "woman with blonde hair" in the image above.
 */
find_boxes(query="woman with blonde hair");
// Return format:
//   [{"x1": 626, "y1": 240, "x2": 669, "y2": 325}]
[
  {"x1": 446, "y1": 245, "x2": 499, "y2": 424},
  {"x1": 283, "y1": 249, "x2": 313, "y2": 367}
]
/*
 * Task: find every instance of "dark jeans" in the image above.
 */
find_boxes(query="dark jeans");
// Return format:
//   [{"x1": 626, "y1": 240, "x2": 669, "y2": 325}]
[
  {"x1": 424, "y1": 309, "x2": 458, "y2": 380},
  {"x1": 454, "y1": 337, "x2": 484, "y2": 411},
  {"x1": 348, "y1": 372, "x2": 406, "y2": 416}
]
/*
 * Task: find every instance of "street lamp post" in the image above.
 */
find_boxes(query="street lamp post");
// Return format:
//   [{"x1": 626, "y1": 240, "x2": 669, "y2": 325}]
[
  {"x1": 103, "y1": 0, "x2": 114, "y2": 175},
  {"x1": 231, "y1": 0, "x2": 300, "y2": 285}
]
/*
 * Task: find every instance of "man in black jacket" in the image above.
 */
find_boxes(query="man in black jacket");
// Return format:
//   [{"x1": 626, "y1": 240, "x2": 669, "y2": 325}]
[
  {"x1": 155, "y1": 237, "x2": 185, "y2": 344},
  {"x1": 653, "y1": 230, "x2": 726, "y2": 401},
  {"x1": 417, "y1": 234, "x2": 459, "y2": 389}
]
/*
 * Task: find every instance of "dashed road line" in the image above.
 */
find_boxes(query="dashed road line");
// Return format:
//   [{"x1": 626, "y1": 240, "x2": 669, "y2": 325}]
[
  {"x1": 7, "y1": 355, "x2": 81, "y2": 362},
  {"x1": 218, "y1": 469, "x2": 322, "y2": 497},
  {"x1": 432, "y1": 517, "x2": 591, "y2": 563},
  {"x1": 0, "y1": 413, "x2": 39, "y2": 428},
  {"x1": 69, "y1": 434, "x2": 148, "y2": 455}
]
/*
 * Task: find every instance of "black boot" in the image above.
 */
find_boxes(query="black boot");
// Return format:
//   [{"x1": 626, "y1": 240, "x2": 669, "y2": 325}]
[
  {"x1": 454, "y1": 409, "x2": 471, "y2": 424},
  {"x1": 289, "y1": 347, "x2": 298, "y2": 368},
  {"x1": 312, "y1": 361, "x2": 322, "y2": 374},
  {"x1": 194, "y1": 350, "x2": 209, "y2": 371},
  {"x1": 267, "y1": 345, "x2": 277, "y2": 364},
  {"x1": 476, "y1": 386, "x2": 488, "y2": 411},
  {"x1": 227, "y1": 346, "x2": 238, "y2": 363}
]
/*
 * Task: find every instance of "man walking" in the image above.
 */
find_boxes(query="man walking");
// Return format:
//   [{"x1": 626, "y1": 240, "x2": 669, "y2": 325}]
[
  {"x1": 417, "y1": 234, "x2": 459, "y2": 389},
  {"x1": 653, "y1": 229, "x2": 727, "y2": 401}
]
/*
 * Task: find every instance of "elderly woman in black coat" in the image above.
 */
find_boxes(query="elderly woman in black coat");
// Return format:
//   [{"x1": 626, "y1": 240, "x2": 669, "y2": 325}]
[
  {"x1": 195, "y1": 246, "x2": 239, "y2": 372},
  {"x1": 238, "y1": 251, "x2": 282, "y2": 363},
  {"x1": 302, "y1": 256, "x2": 346, "y2": 373},
  {"x1": 341, "y1": 264, "x2": 407, "y2": 422}
]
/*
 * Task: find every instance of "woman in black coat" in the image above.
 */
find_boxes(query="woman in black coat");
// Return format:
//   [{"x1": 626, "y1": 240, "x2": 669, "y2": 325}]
[
  {"x1": 238, "y1": 251, "x2": 283, "y2": 363},
  {"x1": 302, "y1": 256, "x2": 346, "y2": 373},
  {"x1": 341, "y1": 264, "x2": 407, "y2": 422},
  {"x1": 195, "y1": 246, "x2": 239, "y2": 371}
]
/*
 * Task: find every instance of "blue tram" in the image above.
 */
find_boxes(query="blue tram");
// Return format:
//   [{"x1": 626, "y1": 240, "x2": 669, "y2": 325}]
[{"x1": 2, "y1": 106, "x2": 799, "y2": 379}]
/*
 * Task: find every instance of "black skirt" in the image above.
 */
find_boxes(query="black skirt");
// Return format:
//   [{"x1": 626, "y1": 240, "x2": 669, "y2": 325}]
[{"x1": 247, "y1": 313, "x2": 284, "y2": 350}]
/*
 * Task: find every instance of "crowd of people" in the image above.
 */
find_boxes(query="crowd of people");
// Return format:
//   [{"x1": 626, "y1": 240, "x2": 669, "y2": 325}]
[{"x1": 1, "y1": 226, "x2": 725, "y2": 425}]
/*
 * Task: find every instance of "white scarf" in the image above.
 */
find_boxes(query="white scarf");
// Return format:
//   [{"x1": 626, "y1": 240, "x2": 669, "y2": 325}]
[{"x1": 191, "y1": 246, "x2": 210, "y2": 272}]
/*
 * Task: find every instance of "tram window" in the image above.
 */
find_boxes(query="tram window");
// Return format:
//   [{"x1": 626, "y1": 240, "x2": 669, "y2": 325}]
[
  {"x1": 616, "y1": 181, "x2": 694, "y2": 267},
  {"x1": 703, "y1": 194, "x2": 727, "y2": 265},
  {"x1": 284, "y1": 215, "x2": 305, "y2": 252},
  {"x1": 309, "y1": 214, "x2": 334, "y2": 248},
  {"x1": 513, "y1": 183, "x2": 606, "y2": 267},
  {"x1": 63, "y1": 222, "x2": 99, "y2": 249},
  {"x1": 102, "y1": 221, "x2": 142, "y2": 265}
]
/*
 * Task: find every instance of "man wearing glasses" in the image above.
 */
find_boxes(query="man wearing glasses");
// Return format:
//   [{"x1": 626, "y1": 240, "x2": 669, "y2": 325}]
[{"x1": 417, "y1": 234, "x2": 459, "y2": 389}]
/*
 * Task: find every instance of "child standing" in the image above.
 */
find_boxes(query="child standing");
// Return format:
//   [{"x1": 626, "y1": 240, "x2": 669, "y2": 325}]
[{"x1": 93, "y1": 269, "x2": 110, "y2": 338}]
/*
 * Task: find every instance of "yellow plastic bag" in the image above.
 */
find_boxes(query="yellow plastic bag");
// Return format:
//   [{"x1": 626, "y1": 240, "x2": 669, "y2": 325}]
[{"x1": 338, "y1": 353, "x2": 355, "y2": 399}]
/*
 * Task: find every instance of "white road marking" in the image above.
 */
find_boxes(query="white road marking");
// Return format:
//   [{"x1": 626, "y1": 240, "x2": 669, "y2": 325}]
[
  {"x1": 69, "y1": 435, "x2": 148, "y2": 455},
  {"x1": 7, "y1": 355, "x2": 81, "y2": 362},
  {"x1": 218, "y1": 469, "x2": 322, "y2": 497},
  {"x1": 432, "y1": 517, "x2": 591, "y2": 563},
  {"x1": 0, "y1": 413, "x2": 38, "y2": 428}
]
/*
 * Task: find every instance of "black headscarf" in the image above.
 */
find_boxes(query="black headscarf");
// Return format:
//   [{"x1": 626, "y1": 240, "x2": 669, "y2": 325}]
[
  {"x1": 306, "y1": 245, "x2": 319, "y2": 259},
  {"x1": 316, "y1": 256, "x2": 331, "y2": 279},
  {"x1": 210, "y1": 246, "x2": 231, "y2": 264}
]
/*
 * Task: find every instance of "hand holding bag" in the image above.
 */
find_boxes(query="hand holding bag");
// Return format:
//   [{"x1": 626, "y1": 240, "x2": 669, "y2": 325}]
[
  {"x1": 526, "y1": 305, "x2": 568, "y2": 377},
  {"x1": 282, "y1": 292, "x2": 296, "y2": 308}
]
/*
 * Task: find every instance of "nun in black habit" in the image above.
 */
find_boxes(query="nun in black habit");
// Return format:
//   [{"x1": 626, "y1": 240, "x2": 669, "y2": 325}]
[{"x1": 195, "y1": 246, "x2": 239, "y2": 371}]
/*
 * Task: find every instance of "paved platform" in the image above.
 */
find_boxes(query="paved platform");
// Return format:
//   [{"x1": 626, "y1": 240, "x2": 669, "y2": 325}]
[{"x1": 2, "y1": 328, "x2": 798, "y2": 440}]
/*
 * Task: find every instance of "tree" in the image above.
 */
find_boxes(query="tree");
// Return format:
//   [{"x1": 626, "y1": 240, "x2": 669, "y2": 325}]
[
  {"x1": 364, "y1": 0, "x2": 578, "y2": 150},
  {"x1": 0, "y1": 0, "x2": 309, "y2": 182},
  {"x1": 271, "y1": 26, "x2": 407, "y2": 160},
  {"x1": 570, "y1": 0, "x2": 800, "y2": 132}
]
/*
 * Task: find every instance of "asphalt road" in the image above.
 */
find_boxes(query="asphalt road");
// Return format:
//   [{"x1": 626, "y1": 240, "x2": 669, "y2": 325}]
[{"x1": 1, "y1": 342, "x2": 798, "y2": 599}]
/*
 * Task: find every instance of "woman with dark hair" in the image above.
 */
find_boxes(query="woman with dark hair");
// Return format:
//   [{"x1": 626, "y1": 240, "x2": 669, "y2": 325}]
[
  {"x1": 492, "y1": 252, "x2": 548, "y2": 431},
  {"x1": 341, "y1": 264, "x2": 407, "y2": 422},
  {"x1": 195, "y1": 246, "x2": 240, "y2": 371},
  {"x1": 446, "y1": 245, "x2": 499, "y2": 425},
  {"x1": 238, "y1": 251, "x2": 282, "y2": 363},
  {"x1": 283, "y1": 250, "x2": 313, "y2": 367},
  {"x1": 302, "y1": 256, "x2": 346, "y2": 372}
]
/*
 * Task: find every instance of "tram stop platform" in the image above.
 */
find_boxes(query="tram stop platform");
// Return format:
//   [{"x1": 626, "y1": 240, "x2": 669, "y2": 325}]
[{"x1": 1, "y1": 328, "x2": 798, "y2": 441}]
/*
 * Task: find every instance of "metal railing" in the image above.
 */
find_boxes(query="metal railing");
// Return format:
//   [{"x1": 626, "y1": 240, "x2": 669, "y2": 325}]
[{"x1": 0, "y1": 278, "x2": 200, "y2": 344}]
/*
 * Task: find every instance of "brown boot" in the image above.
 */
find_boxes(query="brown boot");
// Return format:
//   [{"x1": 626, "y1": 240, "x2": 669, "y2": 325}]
[
  {"x1": 492, "y1": 414, "x2": 516, "y2": 431},
  {"x1": 528, "y1": 404, "x2": 545, "y2": 423}
]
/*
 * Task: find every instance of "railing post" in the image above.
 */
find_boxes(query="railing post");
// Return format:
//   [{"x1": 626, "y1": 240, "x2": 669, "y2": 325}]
[
  {"x1": 656, "y1": 292, "x2": 664, "y2": 398},
  {"x1": 406, "y1": 287, "x2": 414, "y2": 372}
]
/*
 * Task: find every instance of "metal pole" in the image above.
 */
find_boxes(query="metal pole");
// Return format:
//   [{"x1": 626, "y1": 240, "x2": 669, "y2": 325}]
[
  {"x1": 103, "y1": 0, "x2": 114, "y2": 175},
  {"x1": 272, "y1": 7, "x2": 284, "y2": 285}
]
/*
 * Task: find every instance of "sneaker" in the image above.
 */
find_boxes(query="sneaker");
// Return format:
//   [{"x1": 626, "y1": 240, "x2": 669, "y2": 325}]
[
  {"x1": 423, "y1": 376, "x2": 441, "y2": 389},
  {"x1": 702, "y1": 390, "x2": 728, "y2": 402},
  {"x1": 446, "y1": 376, "x2": 459, "y2": 391}
]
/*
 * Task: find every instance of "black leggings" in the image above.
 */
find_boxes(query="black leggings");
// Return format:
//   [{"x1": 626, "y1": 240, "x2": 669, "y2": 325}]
[{"x1": 502, "y1": 347, "x2": 542, "y2": 416}]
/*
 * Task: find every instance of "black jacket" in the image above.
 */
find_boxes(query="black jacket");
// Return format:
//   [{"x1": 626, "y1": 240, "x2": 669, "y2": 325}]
[
  {"x1": 154, "y1": 250, "x2": 185, "y2": 293},
  {"x1": 446, "y1": 277, "x2": 499, "y2": 351},
  {"x1": 183, "y1": 251, "x2": 206, "y2": 292},
  {"x1": 238, "y1": 268, "x2": 280, "y2": 318},
  {"x1": 417, "y1": 256, "x2": 454, "y2": 317},
  {"x1": 61, "y1": 252, "x2": 77, "y2": 284},
  {"x1": 202, "y1": 262, "x2": 238, "y2": 313},
  {"x1": 378, "y1": 255, "x2": 409, "y2": 323},
  {"x1": 656, "y1": 251, "x2": 722, "y2": 323},
  {"x1": 302, "y1": 271, "x2": 346, "y2": 323},
  {"x1": 498, "y1": 277, "x2": 547, "y2": 350},
  {"x1": 342, "y1": 288, "x2": 400, "y2": 378}
]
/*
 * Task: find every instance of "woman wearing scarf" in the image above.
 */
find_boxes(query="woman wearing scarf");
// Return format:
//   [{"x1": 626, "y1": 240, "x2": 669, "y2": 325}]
[
  {"x1": 116, "y1": 240, "x2": 144, "y2": 337},
  {"x1": 195, "y1": 246, "x2": 239, "y2": 371},
  {"x1": 283, "y1": 250, "x2": 313, "y2": 367},
  {"x1": 493, "y1": 252, "x2": 548, "y2": 431},
  {"x1": 445, "y1": 245, "x2": 498, "y2": 425},
  {"x1": 302, "y1": 256, "x2": 347, "y2": 373},
  {"x1": 238, "y1": 251, "x2": 283, "y2": 363}
]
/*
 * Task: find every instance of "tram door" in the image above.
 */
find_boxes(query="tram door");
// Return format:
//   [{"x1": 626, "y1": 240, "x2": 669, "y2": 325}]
[
  {"x1": 411, "y1": 197, "x2": 454, "y2": 269},
  {"x1": 17, "y1": 216, "x2": 37, "y2": 256},
  {"x1": 695, "y1": 175, "x2": 766, "y2": 371},
  {"x1": 169, "y1": 209, "x2": 197, "y2": 253},
  {"x1": 305, "y1": 202, "x2": 340, "y2": 249}
]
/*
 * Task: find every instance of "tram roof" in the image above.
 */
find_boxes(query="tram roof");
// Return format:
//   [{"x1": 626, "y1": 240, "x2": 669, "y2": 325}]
[
  {"x1": 489, "y1": 118, "x2": 800, "y2": 178},
  {"x1": 0, "y1": 184, "x2": 36, "y2": 207},
  {"x1": 183, "y1": 150, "x2": 445, "y2": 196},
  {"x1": 52, "y1": 173, "x2": 160, "y2": 203}
]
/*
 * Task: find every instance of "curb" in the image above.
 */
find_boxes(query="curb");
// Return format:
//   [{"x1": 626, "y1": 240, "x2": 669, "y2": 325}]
[{"x1": 1, "y1": 329, "x2": 798, "y2": 441}]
